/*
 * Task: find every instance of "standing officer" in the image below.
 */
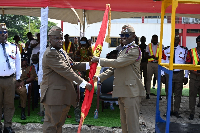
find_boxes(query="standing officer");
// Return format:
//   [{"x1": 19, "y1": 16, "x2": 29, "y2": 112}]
[
  {"x1": 186, "y1": 35, "x2": 200, "y2": 120},
  {"x1": 0, "y1": 23, "x2": 21, "y2": 133},
  {"x1": 145, "y1": 35, "x2": 164, "y2": 99},
  {"x1": 92, "y1": 25, "x2": 146, "y2": 133},
  {"x1": 16, "y1": 56, "x2": 37, "y2": 120},
  {"x1": 40, "y1": 26, "x2": 92, "y2": 133},
  {"x1": 161, "y1": 35, "x2": 188, "y2": 118}
]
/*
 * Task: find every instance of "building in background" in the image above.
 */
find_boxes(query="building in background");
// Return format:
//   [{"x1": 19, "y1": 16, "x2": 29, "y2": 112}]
[{"x1": 62, "y1": 16, "x2": 200, "y2": 58}]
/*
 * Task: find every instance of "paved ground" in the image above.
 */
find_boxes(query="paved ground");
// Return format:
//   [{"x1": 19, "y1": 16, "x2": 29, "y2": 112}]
[{"x1": 139, "y1": 95, "x2": 200, "y2": 133}]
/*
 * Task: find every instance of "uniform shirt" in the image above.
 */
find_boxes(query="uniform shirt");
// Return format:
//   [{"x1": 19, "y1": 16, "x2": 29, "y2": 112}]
[
  {"x1": 20, "y1": 65, "x2": 37, "y2": 81},
  {"x1": 0, "y1": 42, "x2": 21, "y2": 80},
  {"x1": 162, "y1": 45, "x2": 189, "y2": 77}
]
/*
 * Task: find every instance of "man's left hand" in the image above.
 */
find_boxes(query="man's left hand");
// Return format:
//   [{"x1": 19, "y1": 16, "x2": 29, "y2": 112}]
[
  {"x1": 183, "y1": 77, "x2": 188, "y2": 85},
  {"x1": 91, "y1": 56, "x2": 100, "y2": 63}
]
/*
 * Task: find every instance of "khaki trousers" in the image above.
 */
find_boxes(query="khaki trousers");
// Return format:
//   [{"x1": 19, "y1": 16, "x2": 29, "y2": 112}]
[
  {"x1": 16, "y1": 86, "x2": 27, "y2": 108},
  {"x1": 140, "y1": 62, "x2": 147, "y2": 89},
  {"x1": 165, "y1": 71, "x2": 184, "y2": 112},
  {"x1": 118, "y1": 97, "x2": 141, "y2": 133},
  {"x1": 146, "y1": 62, "x2": 162, "y2": 95},
  {"x1": 189, "y1": 75, "x2": 200, "y2": 115},
  {"x1": 0, "y1": 76, "x2": 15, "y2": 128},
  {"x1": 43, "y1": 104, "x2": 70, "y2": 133}
]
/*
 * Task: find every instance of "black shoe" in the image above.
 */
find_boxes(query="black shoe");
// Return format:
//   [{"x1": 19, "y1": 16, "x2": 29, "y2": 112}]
[
  {"x1": 0, "y1": 128, "x2": 2, "y2": 133},
  {"x1": 21, "y1": 108, "x2": 26, "y2": 120},
  {"x1": 159, "y1": 96, "x2": 162, "y2": 100},
  {"x1": 173, "y1": 111, "x2": 182, "y2": 118},
  {"x1": 146, "y1": 94, "x2": 150, "y2": 99},
  {"x1": 189, "y1": 114, "x2": 194, "y2": 120},
  {"x1": 163, "y1": 111, "x2": 174, "y2": 117},
  {"x1": 3, "y1": 127, "x2": 15, "y2": 133},
  {"x1": 197, "y1": 103, "x2": 200, "y2": 107}
]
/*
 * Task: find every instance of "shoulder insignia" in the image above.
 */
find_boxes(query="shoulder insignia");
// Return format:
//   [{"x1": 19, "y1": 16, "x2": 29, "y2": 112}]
[
  {"x1": 164, "y1": 46, "x2": 170, "y2": 50},
  {"x1": 180, "y1": 46, "x2": 188, "y2": 50},
  {"x1": 50, "y1": 47, "x2": 56, "y2": 50}
]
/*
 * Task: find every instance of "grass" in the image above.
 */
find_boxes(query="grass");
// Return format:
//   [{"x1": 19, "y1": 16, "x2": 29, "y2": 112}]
[
  {"x1": 150, "y1": 88, "x2": 189, "y2": 97},
  {"x1": 6, "y1": 66, "x2": 190, "y2": 127},
  {"x1": 7, "y1": 85, "x2": 121, "y2": 127}
]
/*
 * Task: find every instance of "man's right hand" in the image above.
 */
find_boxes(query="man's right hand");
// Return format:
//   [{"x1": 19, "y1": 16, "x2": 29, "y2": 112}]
[{"x1": 86, "y1": 83, "x2": 93, "y2": 91}]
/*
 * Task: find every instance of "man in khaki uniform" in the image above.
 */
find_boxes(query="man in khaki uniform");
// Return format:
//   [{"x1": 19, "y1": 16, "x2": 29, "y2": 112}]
[
  {"x1": 41, "y1": 26, "x2": 92, "y2": 133},
  {"x1": 16, "y1": 56, "x2": 37, "y2": 120},
  {"x1": 92, "y1": 25, "x2": 146, "y2": 133},
  {"x1": 0, "y1": 23, "x2": 21, "y2": 133},
  {"x1": 145, "y1": 35, "x2": 163, "y2": 99},
  {"x1": 186, "y1": 35, "x2": 200, "y2": 120}
]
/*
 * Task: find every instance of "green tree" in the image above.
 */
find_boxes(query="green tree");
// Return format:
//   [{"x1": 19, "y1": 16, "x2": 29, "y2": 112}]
[{"x1": 0, "y1": 15, "x2": 57, "y2": 43}]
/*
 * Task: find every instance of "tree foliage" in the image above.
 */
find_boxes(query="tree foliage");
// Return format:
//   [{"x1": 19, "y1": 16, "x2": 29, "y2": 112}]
[{"x1": 0, "y1": 14, "x2": 57, "y2": 43}]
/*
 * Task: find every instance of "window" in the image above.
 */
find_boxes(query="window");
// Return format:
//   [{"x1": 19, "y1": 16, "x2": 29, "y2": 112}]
[{"x1": 109, "y1": 37, "x2": 121, "y2": 47}]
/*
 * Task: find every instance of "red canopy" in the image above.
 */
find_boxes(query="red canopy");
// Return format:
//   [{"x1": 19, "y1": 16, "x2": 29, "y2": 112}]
[{"x1": 0, "y1": 0, "x2": 199, "y2": 14}]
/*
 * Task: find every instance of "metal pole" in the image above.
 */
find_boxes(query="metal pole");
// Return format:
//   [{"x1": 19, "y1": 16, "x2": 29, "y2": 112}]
[
  {"x1": 83, "y1": 9, "x2": 85, "y2": 37},
  {"x1": 29, "y1": 16, "x2": 30, "y2": 32}
]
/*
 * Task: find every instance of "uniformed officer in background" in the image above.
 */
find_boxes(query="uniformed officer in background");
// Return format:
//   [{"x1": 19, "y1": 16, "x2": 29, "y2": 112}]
[
  {"x1": 161, "y1": 35, "x2": 188, "y2": 118},
  {"x1": 41, "y1": 26, "x2": 92, "y2": 133},
  {"x1": 16, "y1": 56, "x2": 37, "y2": 120},
  {"x1": 0, "y1": 23, "x2": 21, "y2": 133},
  {"x1": 186, "y1": 35, "x2": 200, "y2": 120},
  {"x1": 145, "y1": 35, "x2": 164, "y2": 99}
]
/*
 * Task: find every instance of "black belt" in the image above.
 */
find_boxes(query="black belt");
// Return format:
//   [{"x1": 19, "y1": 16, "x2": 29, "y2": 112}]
[
  {"x1": 173, "y1": 70, "x2": 183, "y2": 74},
  {"x1": 0, "y1": 74, "x2": 15, "y2": 79}
]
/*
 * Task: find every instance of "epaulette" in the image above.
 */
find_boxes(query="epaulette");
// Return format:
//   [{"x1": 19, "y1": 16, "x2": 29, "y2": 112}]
[
  {"x1": 180, "y1": 46, "x2": 188, "y2": 50},
  {"x1": 164, "y1": 46, "x2": 170, "y2": 50},
  {"x1": 50, "y1": 47, "x2": 56, "y2": 50}
]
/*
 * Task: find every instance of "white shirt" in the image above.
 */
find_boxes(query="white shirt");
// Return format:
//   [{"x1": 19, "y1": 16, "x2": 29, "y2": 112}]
[
  {"x1": 31, "y1": 40, "x2": 40, "y2": 55},
  {"x1": 0, "y1": 42, "x2": 21, "y2": 80},
  {"x1": 161, "y1": 45, "x2": 189, "y2": 77}
]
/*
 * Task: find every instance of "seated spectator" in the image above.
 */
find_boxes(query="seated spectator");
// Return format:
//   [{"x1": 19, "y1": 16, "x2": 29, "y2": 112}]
[
  {"x1": 76, "y1": 37, "x2": 92, "y2": 101},
  {"x1": 16, "y1": 57, "x2": 37, "y2": 120},
  {"x1": 99, "y1": 50, "x2": 118, "y2": 110}
]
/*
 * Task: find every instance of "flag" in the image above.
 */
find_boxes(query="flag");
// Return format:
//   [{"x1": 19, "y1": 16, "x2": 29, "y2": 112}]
[{"x1": 77, "y1": 4, "x2": 111, "y2": 133}]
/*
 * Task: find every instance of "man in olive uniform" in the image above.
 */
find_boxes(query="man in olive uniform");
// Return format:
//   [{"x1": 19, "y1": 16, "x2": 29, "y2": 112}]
[
  {"x1": 186, "y1": 35, "x2": 200, "y2": 120},
  {"x1": 92, "y1": 25, "x2": 146, "y2": 133},
  {"x1": 0, "y1": 23, "x2": 21, "y2": 133},
  {"x1": 41, "y1": 26, "x2": 92, "y2": 133},
  {"x1": 16, "y1": 56, "x2": 37, "y2": 120}
]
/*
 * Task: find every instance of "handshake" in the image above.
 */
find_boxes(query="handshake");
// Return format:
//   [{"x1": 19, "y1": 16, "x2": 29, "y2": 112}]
[{"x1": 85, "y1": 56, "x2": 100, "y2": 91}]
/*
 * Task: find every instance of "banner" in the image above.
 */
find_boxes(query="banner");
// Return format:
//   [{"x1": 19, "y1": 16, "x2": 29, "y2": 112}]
[{"x1": 77, "y1": 4, "x2": 111, "y2": 133}]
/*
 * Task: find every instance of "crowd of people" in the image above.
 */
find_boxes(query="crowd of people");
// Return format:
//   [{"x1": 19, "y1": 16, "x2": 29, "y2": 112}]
[{"x1": 0, "y1": 21, "x2": 200, "y2": 133}]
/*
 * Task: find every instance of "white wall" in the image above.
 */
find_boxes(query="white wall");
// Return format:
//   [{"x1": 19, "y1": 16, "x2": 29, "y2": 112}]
[
  {"x1": 63, "y1": 22, "x2": 172, "y2": 58},
  {"x1": 186, "y1": 36, "x2": 197, "y2": 50}
]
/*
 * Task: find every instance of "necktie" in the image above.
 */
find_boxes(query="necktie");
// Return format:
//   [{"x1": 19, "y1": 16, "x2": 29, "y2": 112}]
[
  {"x1": 173, "y1": 47, "x2": 176, "y2": 63},
  {"x1": 1, "y1": 43, "x2": 11, "y2": 69}
]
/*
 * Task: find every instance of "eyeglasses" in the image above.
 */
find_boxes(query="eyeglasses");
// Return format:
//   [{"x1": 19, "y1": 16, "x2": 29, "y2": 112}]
[
  {"x1": 119, "y1": 34, "x2": 130, "y2": 38},
  {"x1": 0, "y1": 31, "x2": 7, "y2": 34}
]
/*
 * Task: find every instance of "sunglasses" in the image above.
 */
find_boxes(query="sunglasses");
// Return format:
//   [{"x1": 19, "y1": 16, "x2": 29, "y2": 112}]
[
  {"x1": 119, "y1": 34, "x2": 130, "y2": 38},
  {"x1": 0, "y1": 31, "x2": 7, "y2": 34}
]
